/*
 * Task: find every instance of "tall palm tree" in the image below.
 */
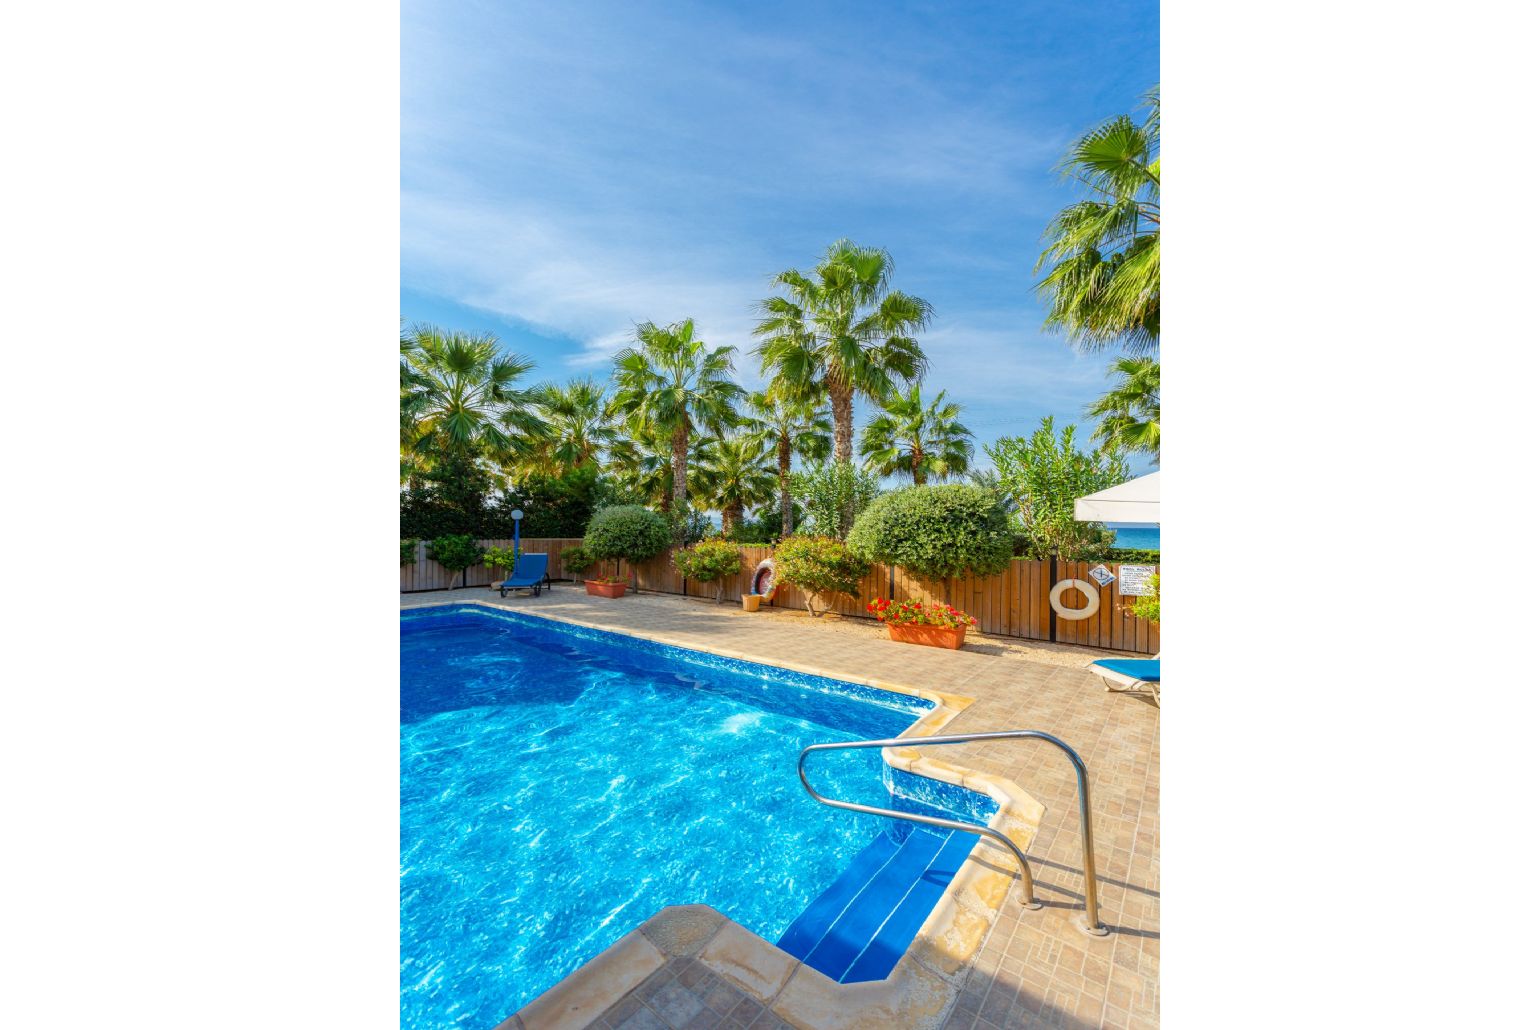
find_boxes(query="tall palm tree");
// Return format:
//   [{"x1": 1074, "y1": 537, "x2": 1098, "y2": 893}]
[
  {"x1": 605, "y1": 424, "x2": 697, "y2": 512},
  {"x1": 1035, "y1": 86, "x2": 1159, "y2": 353},
  {"x1": 859, "y1": 385, "x2": 973, "y2": 485},
  {"x1": 400, "y1": 324, "x2": 548, "y2": 465},
  {"x1": 753, "y1": 239, "x2": 932, "y2": 518},
  {"x1": 1086, "y1": 356, "x2": 1160, "y2": 462},
  {"x1": 742, "y1": 388, "x2": 832, "y2": 537},
  {"x1": 694, "y1": 434, "x2": 778, "y2": 537},
  {"x1": 611, "y1": 319, "x2": 742, "y2": 518},
  {"x1": 530, "y1": 376, "x2": 618, "y2": 474}
]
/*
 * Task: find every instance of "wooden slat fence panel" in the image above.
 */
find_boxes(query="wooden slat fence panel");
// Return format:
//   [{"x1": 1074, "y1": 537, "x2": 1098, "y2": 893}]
[
  {"x1": 400, "y1": 539, "x2": 1159, "y2": 654},
  {"x1": 400, "y1": 537, "x2": 586, "y2": 593}
]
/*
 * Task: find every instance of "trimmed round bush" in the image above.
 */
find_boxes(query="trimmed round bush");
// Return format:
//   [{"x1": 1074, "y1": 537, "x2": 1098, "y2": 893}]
[
  {"x1": 774, "y1": 535, "x2": 870, "y2": 616},
  {"x1": 672, "y1": 539, "x2": 744, "y2": 603},
  {"x1": 847, "y1": 484, "x2": 1013, "y2": 584},
  {"x1": 427, "y1": 533, "x2": 484, "y2": 589},
  {"x1": 583, "y1": 505, "x2": 672, "y2": 567}
]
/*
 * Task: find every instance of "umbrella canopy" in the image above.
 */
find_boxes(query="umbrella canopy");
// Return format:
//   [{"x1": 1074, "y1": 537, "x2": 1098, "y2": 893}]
[{"x1": 1075, "y1": 471, "x2": 1160, "y2": 524}]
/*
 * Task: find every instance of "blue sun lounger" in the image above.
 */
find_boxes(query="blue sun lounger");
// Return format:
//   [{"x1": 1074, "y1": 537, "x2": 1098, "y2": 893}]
[
  {"x1": 1090, "y1": 657, "x2": 1160, "y2": 705},
  {"x1": 498, "y1": 553, "x2": 549, "y2": 598}
]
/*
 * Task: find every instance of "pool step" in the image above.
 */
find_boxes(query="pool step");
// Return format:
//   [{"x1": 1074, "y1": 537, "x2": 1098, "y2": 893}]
[{"x1": 775, "y1": 827, "x2": 978, "y2": 983}]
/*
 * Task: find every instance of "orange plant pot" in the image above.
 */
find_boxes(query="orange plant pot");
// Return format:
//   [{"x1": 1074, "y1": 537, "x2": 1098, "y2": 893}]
[
  {"x1": 585, "y1": 580, "x2": 628, "y2": 599},
  {"x1": 886, "y1": 623, "x2": 967, "y2": 650}
]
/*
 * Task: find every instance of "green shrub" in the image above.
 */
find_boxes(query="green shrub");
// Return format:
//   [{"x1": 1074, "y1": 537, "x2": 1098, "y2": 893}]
[
  {"x1": 774, "y1": 535, "x2": 871, "y2": 616},
  {"x1": 1126, "y1": 574, "x2": 1160, "y2": 625},
  {"x1": 483, "y1": 545, "x2": 519, "y2": 578},
  {"x1": 672, "y1": 539, "x2": 744, "y2": 603},
  {"x1": 583, "y1": 505, "x2": 672, "y2": 588},
  {"x1": 847, "y1": 485, "x2": 1012, "y2": 596},
  {"x1": 427, "y1": 534, "x2": 484, "y2": 589},
  {"x1": 401, "y1": 539, "x2": 419, "y2": 566},
  {"x1": 984, "y1": 417, "x2": 1128, "y2": 559},
  {"x1": 560, "y1": 544, "x2": 597, "y2": 577},
  {"x1": 788, "y1": 461, "x2": 878, "y2": 539}
]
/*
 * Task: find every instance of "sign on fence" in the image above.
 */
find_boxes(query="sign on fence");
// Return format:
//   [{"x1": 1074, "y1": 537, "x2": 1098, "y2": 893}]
[
  {"x1": 1088, "y1": 563, "x2": 1116, "y2": 588},
  {"x1": 1118, "y1": 564, "x2": 1157, "y2": 596}
]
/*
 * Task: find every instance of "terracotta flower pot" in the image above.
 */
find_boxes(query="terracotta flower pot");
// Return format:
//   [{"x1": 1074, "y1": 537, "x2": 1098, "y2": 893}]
[
  {"x1": 741, "y1": 593, "x2": 762, "y2": 613},
  {"x1": 886, "y1": 623, "x2": 967, "y2": 650},
  {"x1": 585, "y1": 580, "x2": 628, "y2": 599}
]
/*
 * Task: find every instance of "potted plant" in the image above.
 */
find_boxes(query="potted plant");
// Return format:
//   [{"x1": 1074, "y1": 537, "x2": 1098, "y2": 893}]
[
  {"x1": 582, "y1": 505, "x2": 672, "y2": 593},
  {"x1": 483, "y1": 545, "x2": 518, "y2": 590},
  {"x1": 585, "y1": 574, "x2": 629, "y2": 599},
  {"x1": 774, "y1": 535, "x2": 870, "y2": 617},
  {"x1": 671, "y1": 539, "x2": 743, "y2": 604},
  {"x1": 867, "y1": 598, "x2": 978, "y2": 650}
]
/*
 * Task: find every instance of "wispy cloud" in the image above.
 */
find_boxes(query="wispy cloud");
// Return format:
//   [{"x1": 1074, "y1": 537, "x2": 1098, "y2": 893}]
[{"x1": 402, "y1": 0, "x2": 1158, "y2": 436}]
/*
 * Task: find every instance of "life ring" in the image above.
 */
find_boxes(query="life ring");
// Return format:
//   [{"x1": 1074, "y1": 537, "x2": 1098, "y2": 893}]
[
  {"x1": 750, "y1": 558, "x2": 777, "y2": 598},
  {"x1": 1049, "y1": 579, "x2": 1100, "y2": 620}
]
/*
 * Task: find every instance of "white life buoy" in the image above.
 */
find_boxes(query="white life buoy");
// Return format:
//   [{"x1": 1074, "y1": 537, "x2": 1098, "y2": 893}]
[
  {"x1": 751, "y1": 558, "x2": 777, "y2": 597},
  {"x1": 1049, "y1": 579, "x2": 1101, "y2": 620}
]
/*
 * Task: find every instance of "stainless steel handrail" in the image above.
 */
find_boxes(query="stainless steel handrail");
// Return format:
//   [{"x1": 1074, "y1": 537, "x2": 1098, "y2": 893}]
[{"x1": 797, "y1": 729, "x2": 1109, "y2": 937}]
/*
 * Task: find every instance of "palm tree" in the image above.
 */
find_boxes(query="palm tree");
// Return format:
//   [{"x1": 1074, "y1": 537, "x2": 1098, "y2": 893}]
[
  {"x1": 753, "y1": 239, "x2": 932, "y2": 522},
  {"x1": 1035, "y1": 86, "x2": 1159, "y2": 353},
  {"x1": 1086, "y1": 356, "x2": 1160, "y2": 461},
  {"x1": 611, "y1": 319, "x2": 742, "y2": 519},
  {"x1": 605, "y1": 424, "x2": 691, "y2": 512},
  {"x1": 530, "y1": 377, "x2": 618, "y2": 474},
  {"x1": 859, "y1": 385, "x2": 973, "y2": 485},
  {"x1": 742, "y1": 388, "x2": 832, "y2": 537},
  {"x1": 695, "y1": 434, "x2": 778, "y2": 536},
  {"x1": 400, "y1": 324, "x2": 548, "y2": 465}
]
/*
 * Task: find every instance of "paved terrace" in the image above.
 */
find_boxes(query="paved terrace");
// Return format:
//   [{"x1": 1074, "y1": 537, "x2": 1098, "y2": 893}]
[{"x1": 402, "y1": 586, "x2": 1159, "y2": 1030}]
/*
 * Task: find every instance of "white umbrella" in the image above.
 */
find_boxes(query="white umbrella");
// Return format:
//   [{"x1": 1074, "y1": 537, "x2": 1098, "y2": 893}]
[{"x1": 1075, "y1": 471, "x2": 1160, "y2": 524}]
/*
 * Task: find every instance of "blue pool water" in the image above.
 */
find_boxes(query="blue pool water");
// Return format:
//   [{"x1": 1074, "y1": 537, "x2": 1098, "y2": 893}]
[{"x1": 400, "y1": 605, "x2": 979, "y2": 1028}]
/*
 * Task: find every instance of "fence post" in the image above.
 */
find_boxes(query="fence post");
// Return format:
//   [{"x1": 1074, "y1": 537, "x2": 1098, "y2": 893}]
[
  {"x1": 887, "y1": 564, "x2": 895, "y2": 601},
  {"x1": 1048, "y1": 554, "x2": 1058, "y2": 643}
]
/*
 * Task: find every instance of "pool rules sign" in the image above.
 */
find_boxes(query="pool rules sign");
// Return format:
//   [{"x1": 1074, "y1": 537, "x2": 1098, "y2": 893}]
[{"x1": 1118, "y1": 565, "x2": 1157, "y2": 596}]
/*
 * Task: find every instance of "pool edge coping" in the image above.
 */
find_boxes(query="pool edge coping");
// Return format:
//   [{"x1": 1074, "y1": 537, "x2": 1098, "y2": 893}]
[{"x1": 405, "y1": 599, "x2": 1050, "y2": 1030}]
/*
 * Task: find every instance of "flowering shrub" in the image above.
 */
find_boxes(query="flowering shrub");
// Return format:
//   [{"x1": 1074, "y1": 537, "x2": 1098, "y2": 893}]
[
  {"x1": 774, "y1": 535, "x2": 870, "y2": 616},
  {"x1": 866, "y1": 598, "x2": 978, "y2": 631}
]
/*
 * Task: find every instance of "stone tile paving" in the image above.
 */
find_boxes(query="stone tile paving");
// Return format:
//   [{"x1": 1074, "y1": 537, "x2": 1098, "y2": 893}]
[{"x1": 403, "y1": 586, "x2": 1158, "y2": 1029}]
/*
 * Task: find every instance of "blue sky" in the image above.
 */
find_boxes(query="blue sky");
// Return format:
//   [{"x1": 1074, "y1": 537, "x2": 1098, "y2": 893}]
[{"x1": 402, "y1": 0, "x2": 1158, "y2": 477}]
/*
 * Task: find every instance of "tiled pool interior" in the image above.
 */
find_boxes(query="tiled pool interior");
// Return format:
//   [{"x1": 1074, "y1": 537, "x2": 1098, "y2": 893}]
[{"x1": 401, "y1": 605, "x2": 992, "y2": 1028}]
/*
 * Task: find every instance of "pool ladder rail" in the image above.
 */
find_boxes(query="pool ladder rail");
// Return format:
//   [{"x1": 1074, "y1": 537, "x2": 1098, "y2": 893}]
[{"x1": 796, "y1": 729, "x2": 1109, "y2": 938}]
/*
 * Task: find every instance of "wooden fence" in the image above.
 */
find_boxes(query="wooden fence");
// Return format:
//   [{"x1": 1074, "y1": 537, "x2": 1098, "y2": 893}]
[
  {"x1": 399, "y1": 537, "x2": 586, "y2": 592},
  {"x1": 402, "y1": 538, "x2": 1159, "y2": 654}
]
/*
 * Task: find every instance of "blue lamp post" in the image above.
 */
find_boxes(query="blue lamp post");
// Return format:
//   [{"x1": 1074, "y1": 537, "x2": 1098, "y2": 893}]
[{"x1": 511, "y1": 508, "x2": 524, "y2": 560}]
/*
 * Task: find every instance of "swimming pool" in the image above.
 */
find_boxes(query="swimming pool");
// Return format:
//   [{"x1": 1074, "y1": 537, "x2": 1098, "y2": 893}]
[{"x1": 401, "y1": 604, "x2": 988, "y2": 1028}]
